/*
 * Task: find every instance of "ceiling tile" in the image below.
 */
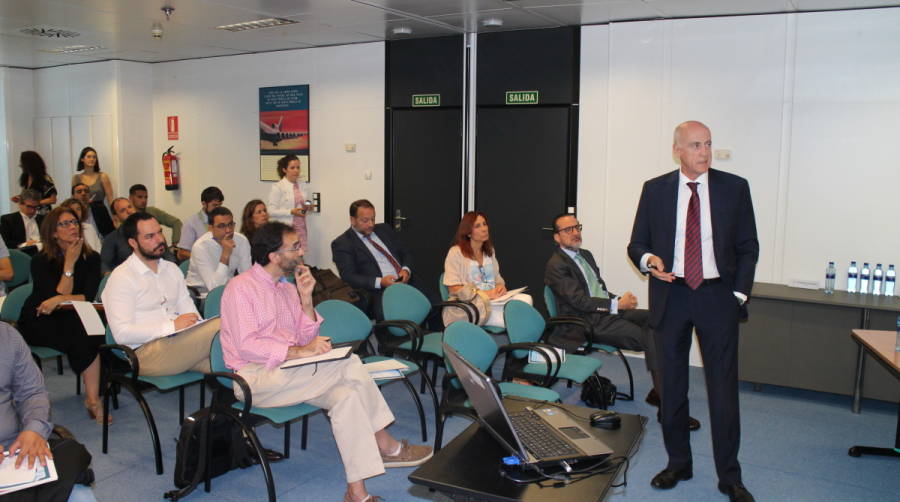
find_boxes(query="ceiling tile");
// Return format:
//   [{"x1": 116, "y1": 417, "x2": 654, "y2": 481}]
[
  {"x1": 527, "y1": 1, "x2": 664, "y2": 24},
  {"x1": 349, "y1": 0, "x2": 509, "y2": 18},
  {"x1": 431, "y1": 7, "x2": 563, "y2": 31}
]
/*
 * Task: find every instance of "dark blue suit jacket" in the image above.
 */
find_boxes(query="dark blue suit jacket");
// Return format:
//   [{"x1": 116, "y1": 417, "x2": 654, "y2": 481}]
[
  {"x1": 627, "y1": 168, "x2": 759, "y2": 327},
  {"x1": 331, "y1": 223, "x2": 412, "y2": 292}
]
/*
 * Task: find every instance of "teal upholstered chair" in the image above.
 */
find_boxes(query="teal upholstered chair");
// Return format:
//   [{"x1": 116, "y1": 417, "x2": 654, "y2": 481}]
[
  {"x1": 503, "y1": 299, "x2": 603, "y2": 388},
  {"x1": 94, "y1": 274, "x2": 110, "y2": 302},
  {"x1": 380, "y1": 283, "x2": 473, "y2": 394},
  {"x1": 5, "y1": 249, "x2": 32, "y2": 291},
  {"x1": 318, "y1": 299, "x2": 436, "y2": 442},
  {"x1": 179, "y1": 259, "x2": 190, "y2": 277},
  {"x1": 208, "y1": 335, "x2": 319, "y2": 458},
  {"x1": 203, "y1": 285, "x2": 225, "y2": 318},
  {"x1": 1, "y1": 283, "x2": 64, "y2": 376},
  {"x1": 436, "y1": 321, "x2": 561, "y2": 450},
  {"x1": 100, "y1": 326, "x2": 206, "y2": 474},
  {"x1": 543, "y1": 286, "x2": 634, "y2": 400}
]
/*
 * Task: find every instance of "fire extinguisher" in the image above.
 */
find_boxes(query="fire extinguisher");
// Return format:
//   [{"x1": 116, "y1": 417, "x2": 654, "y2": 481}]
[{"x1": 162, "y1": 146, "x2": 180, "y2": 191}]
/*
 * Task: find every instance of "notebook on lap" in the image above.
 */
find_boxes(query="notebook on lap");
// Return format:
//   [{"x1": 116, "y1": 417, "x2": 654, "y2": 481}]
[{"x1": 443, "y1": 343, "x2": 611, "y2": 467}]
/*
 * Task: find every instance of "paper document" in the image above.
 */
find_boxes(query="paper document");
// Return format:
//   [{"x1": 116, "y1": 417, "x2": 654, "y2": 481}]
[
  {"x1": 0, "y1": 456, "x2": 58, "y2": 495},
  {"x1": 71, "y1": 301, "x2": 105, "y2": 336},
  {"x1": 364, "y1": 359, "x2": 408, "y2": 380},
  {"x1": 491, "y1": 286, "x2": 528, "y2": 305},
  {"x1": 167, "y1": 316, "x2": 221, "y2": 338},
  {"x1": 279, "y1": 341, "x2": 362, "y2": 370}
]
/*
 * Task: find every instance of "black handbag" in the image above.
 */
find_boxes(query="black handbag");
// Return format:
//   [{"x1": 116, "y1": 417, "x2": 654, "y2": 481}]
[{"x1": 580, "y1": 373, "x2": 617, "y2": 409}]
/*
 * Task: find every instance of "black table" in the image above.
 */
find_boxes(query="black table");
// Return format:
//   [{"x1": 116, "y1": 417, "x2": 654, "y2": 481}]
[{"x1": 409, "y1": 400, "x2": 646, "y2": 502}]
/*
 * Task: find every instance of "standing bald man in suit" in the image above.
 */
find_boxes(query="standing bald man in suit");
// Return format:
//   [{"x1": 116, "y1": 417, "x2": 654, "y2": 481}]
[{"x1": 628, "y1": 121, "x2": 759, "y2": 502}]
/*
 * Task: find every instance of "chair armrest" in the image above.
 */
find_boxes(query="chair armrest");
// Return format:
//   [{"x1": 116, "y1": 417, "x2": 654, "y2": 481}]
[
  {"x1": 205, "y1": 371, "x2": 253, "y2": 416},
  {"x1": 498, "y1": 342, "x2": 562, "y2": 386},
  {"x1": 427, "y1": 301, "x2": 478, "y2": 327},
  {"x1": 374, "y1": 319, "x2": 424, "y2": 355},
  {"x1": 546, "y1": 316, "x2": 595, "y2": 352},
  {"x1": 99, "y1": 343, "x2": 141, "y2": 386}
]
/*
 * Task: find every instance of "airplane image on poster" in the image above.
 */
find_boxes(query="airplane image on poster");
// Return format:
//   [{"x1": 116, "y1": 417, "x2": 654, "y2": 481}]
[{"x1": 259, "y1": 115, "x2": 307, "y2": 147}]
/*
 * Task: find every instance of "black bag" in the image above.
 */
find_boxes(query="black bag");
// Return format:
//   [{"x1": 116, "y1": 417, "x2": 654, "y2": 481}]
[
  {"x1": 308, "y1": 266, "x2": 362, "y2": 307},
  {"x1": 165, "y1": 408, "x2": 255, "y2": 500},
  {"x1": 580, "y1": 374, "x2": 617, "y2": 410}
]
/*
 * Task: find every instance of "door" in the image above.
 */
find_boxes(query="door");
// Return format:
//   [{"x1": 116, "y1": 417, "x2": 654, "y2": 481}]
[
  {"x1": 475, "y1": 106, "x2": 574, "y2": 312},
  {"x1": 388, "y1": 108, "x2": 463, "y2": 301}
]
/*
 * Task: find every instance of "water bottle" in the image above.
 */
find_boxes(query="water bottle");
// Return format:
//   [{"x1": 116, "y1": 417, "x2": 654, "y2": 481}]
[
  {"x1": 896, "y1": 316, "x2": 900, "y2": 352},
  {"x1": 847, "y1": 261, "x2": 859, "y2": 293},
  {"x1": 824, "y1": 261, "x2": 836, "y2": 294},
  {"x1": 885, "y1": 265, "x2": 896, "y2": 297},
  {"x1": 872, "y1": 264, "x2": 884, "y2": 296},
  {"x1": 860, "y1": 262, "x2": 871, "y2": 295}
]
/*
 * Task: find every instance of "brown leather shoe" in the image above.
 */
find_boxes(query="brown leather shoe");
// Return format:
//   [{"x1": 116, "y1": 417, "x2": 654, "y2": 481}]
[
  {"x1": 343, "y1": 493, "x2": 383, "y2": 502},
  {"x1": 381, "y1": 439, "x2": 433, "y2": 468}
]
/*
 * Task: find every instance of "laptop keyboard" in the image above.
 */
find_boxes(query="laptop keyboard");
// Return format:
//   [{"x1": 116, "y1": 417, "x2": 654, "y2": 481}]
[{"x1": 508, "y1": 409, "x2": 580, "y2": 459}]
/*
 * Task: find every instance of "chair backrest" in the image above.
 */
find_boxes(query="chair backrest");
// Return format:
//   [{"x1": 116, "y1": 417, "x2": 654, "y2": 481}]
[
  {"x1": 204, "y1": 285, "x2": 226, "y2": 318},
  {"x1": 318, "y1": 299, "x2": 372, "y2": 344},
  {"x1": 382, "y1": 283, "x2": 431, "y2": 336},
  {"x1": 443, "y1": 321, "x2": 498, "y2": 389},
  {"x1": 6, "y1": 249, "x2": 32, "y2": 289},
  {"x1": 104, "y1": 325, "x2": 129, "y2": 362},
  {"x1": 210, "y1": 333, "x2": 233, "y2": 388},
  {"x1": 503, "y1": 300, "x2": 547, "y2": 359},
  {"x1": 95, "y1": 274, "x2": 110, "y2": 302},
  {"x1": 438, "y1": 273, "x2": 449, "y2": 301},
  {"x1": 179, "y1": 259, "x2": 190, "y2": 277},
  {"x1": 543, "y1": 285, "x2": 559, "y2": 317},
  {"x1": 0, "y1": 282, "x2": 33, "y2": 322}
]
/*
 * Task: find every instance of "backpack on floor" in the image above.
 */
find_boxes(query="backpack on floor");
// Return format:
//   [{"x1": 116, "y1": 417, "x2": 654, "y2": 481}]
[
  {"x1": 309, "y1": 266, "x2": 362, "y2": 307},
  {"x1": 165, "y1": 407, "x2": 255, "y2": 501},
  {"x1": 581, "y1": 373, "x2": 617, "y2": 410}
]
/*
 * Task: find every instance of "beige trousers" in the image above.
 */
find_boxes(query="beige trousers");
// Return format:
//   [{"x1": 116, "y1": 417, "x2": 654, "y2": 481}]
[
  {"x1": 134, "y1": 318, "x2": 220, "y2": 376},
  {"x1": 236, "y1": 354, "x2": 395, "y2": 483}
]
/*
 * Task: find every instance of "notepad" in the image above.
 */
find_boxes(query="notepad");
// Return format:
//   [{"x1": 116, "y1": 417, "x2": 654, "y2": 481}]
[
  {"x1": 364, "y1": 359, "x2": 408, "y2": 380},
  {"x1": 167, "y1": 316, "x2": 221, "y2": 338},
  {"x1": 279, "y1": 341, "x2": 362, "y2": 370},
  {"x1": 0, "y1": 455, "x2": 58, "y2": 496},
  {"x1": 70, "y1": 301, "x2": 105, "y2": 336},
  {"x1": 491, "y1": 286, "x2": 528, "y2": 305}
]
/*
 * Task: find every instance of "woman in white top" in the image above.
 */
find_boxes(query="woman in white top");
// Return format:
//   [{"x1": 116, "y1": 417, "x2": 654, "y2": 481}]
[
  {"x1": 443, "y1": 211, "x2": 531, "y2": 328},
  {"x1": 267, "y1": 154, "x2": 310, "y2": 252}
]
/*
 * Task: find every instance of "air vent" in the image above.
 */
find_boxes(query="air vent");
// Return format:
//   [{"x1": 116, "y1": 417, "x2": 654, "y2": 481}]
[
  {"x1": 39, "y1": 45, "x2": 105, "y2": 54},
  {"x1": 216, "y1": 18, "x2": 297, "y2": 32},
  {"x1": 20, "y1": 26, "x2": 80, "y2": 38}
]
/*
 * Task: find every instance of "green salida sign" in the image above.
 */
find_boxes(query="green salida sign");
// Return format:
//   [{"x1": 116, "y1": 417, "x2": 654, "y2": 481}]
[
  {"x1": 505, "y1": 90, "x2": 539, "y2": 105},
  {"x1": 412, "y1": 94, "x2": 441, "y2": 107}
]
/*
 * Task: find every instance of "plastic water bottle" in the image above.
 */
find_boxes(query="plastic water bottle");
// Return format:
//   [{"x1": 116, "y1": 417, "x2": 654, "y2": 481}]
[
  {"x1": 847, "y1": 261, "x2": 859, "y2": 293},
  {"x1": 872, "y1": 264, "x2": 884, "y2": 296},
  {"x1": 885, "y1": 265, "x2": 896, "y2": 297},
  {"x1": 860, "y1": 262, "x2": 871, "y2": 295},
  {"x1": 824, "y1": 262, "x2": 836, "y2": 294},
  {"x1": 895, "y1": 316, "x2": 900, "y2": 352}
]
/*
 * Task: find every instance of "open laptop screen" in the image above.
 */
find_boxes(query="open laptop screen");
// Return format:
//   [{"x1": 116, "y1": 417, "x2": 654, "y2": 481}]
[{"x1": 444, "y1": 344, "x2": 526, "y2": 458}]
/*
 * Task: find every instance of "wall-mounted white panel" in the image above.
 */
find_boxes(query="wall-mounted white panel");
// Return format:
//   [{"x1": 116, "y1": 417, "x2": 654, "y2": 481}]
[
  {"x1": 70, "y1": 116, "x2": 92, "y2": 180},
  {"x1": 49, "y1": 117, "x2": 72, "y2": 191},
  {"x1": 89, "y1": 115, "x2": 115, "y2": 197},
  {"x1": 33, "y1": 118, "x2": 53, "y2": 177}
]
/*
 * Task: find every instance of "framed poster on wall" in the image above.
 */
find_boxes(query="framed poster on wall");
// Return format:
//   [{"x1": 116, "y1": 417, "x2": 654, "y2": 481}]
[{"x1": 259, "y1": 85, "x2": 310, "y2": 182}]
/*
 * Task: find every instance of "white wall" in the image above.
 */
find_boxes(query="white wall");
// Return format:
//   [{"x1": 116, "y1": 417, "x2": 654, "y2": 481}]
[
  {"x1": 1, "y1": 68, "x2": 36, "y2": 214},
  {"x1": 149, "y1": 42, "x2": 385, "y2": 267},
  {"x1": 579, "y1": 7, "x2": 900, "y2": 306}
]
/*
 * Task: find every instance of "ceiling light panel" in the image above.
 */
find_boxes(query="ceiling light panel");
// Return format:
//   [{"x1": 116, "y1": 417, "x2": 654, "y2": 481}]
[{"x1": 216, "y1": 18, "x2": 298, "y2": 32}]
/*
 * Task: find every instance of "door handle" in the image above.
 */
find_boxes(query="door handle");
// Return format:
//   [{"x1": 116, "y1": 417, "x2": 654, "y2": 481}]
[{"x1": 394, "y1": 209, "x2": 407, "y2": 231}]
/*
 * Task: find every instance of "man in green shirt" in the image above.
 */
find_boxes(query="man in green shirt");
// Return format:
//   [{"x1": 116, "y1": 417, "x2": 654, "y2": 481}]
[{"x1": 129, "y1": 184, "x2": 183, "y2": 250}]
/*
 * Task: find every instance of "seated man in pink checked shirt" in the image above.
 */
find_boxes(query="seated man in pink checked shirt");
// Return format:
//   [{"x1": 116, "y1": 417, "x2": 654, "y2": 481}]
[{"x1": 219, "y1": 222, "x2": 432, "y2": 502}]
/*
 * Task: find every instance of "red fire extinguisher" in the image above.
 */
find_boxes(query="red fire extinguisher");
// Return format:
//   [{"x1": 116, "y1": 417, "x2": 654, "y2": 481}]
[{"x1": 162, "y1": 146, "x2": 180, "y2": 191}]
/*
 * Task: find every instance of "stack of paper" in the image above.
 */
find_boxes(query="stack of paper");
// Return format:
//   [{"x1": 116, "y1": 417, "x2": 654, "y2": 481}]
[
  {"x1": 364, "y1": 359, "x2": 408, "y2": 380},
  {"x1": 0, "y1": 455, "x2": 58, "y2": 495}
]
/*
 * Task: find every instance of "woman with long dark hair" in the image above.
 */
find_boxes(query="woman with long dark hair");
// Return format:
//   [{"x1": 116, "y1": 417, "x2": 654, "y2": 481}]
[
  {"x1": 442, "y1": 211, "x2": 531, "y2": 327},
  {"x1": 240, "y1": 199, "x2": 269, "y2": 244},
  {"x1": 18, "y1": 206, "x2": 107, "y2": 423},
  {"x1": 71, "y1": 146, "x2": 115, "y2": 236},
  {"x1": 13, "y1": 151, "x2": 57, "y2": 215},
  {"x1": 268, "y1": 154, "x2": 311, "y2": 252}
]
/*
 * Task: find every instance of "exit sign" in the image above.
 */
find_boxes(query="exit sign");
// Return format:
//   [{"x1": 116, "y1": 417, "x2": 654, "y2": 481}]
[
  {"x1": 505, "y1": 90, "x2": 539, "y2": 105},
  {"x1": 412, "y1": 94, "x2": 441, "y2": 107}
]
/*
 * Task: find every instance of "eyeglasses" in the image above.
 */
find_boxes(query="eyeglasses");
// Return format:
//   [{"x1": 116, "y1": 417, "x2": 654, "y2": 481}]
[
  {"x1": 22, "y1": 204, "x2": 40, "y2": 210},
  {"x1": 74, "y1": 188, "x2": 89, "y2": 194},
  {"x1": 280, "y1": 242, "x2": 302, "y2": 253},
  {"x1": 213, "y1": 222, "x2": 236, "y2": 230},
  {"x1": 556, "y1": 224, "x2": 583, "y2": 234},
  {"x1": 57, "y1": 219, "x2": 80, "y2": 229}
]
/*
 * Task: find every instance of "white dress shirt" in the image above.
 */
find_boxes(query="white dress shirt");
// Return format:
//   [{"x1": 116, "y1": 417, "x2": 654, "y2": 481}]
[
  {"x1": 186, "y1": 231, "x2": 251, "y2": 296},
  {"x1": 82, "y1": 221, "x2": 103, "y2": 252},
  {"x1": 354, "y1": 230, "x2": 410, "y2": 289},
  {"x1": 20, "y1": 212, "x2": 40, "y2": 245},
  {"x1": 102, "y1": 253, "x2": 200, "y2": 348}
]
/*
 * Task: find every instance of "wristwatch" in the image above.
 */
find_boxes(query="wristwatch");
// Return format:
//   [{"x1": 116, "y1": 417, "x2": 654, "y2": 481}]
[{"x1": 64, "y1": 270, "x2": 74, "y2": 278}]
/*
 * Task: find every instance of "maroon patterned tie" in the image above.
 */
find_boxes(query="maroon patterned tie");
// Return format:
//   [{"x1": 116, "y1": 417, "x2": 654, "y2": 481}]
[
  {"x1": 366, "y1": 234, "x2": 402, "y2": 274},
  {"x1": 684, "y1": 182, "x2": 703, "y2": 290}
]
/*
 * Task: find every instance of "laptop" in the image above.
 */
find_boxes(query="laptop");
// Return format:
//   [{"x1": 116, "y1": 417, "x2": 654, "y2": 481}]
[{"x1": 443, "y1": 343, "x2": 612, "y2": 466}]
